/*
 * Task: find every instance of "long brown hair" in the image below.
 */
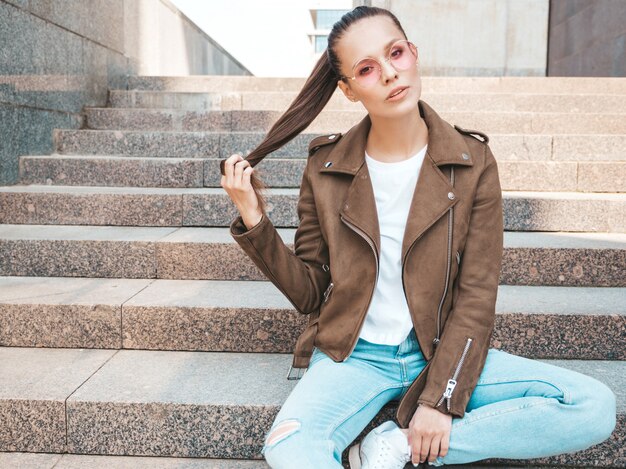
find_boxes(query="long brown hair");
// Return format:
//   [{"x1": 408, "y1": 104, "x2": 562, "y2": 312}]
[{"x1": 219, "y1": 5, "x2": 408, "y2": 215}]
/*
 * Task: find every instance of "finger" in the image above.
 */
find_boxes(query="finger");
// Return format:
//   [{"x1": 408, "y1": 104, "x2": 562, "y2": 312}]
[
  {"x1": 411, "y1": 435, "x2": 422, "y2": 465},
  {"x1": 243, "y1": 165, "x2": 253, "y2": 185},
  {"x1": 428, "y1": 435, "x2": 442, "y2": 463},
  {"x1": 234, "y1": 159, "x2": 250, "y2": 186},
  {"x1": 440, "y1": 430, "x2": 450, "y2": 458},
  {"x1": 224, "y1": 154, "x2": 242, "y2": 183},
  {"x1": 419, "y1": 435, "x2": 431, "y2": 464}
]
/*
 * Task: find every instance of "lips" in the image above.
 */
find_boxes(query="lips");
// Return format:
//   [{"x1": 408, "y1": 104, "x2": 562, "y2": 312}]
[{"x1": 387, "y1": 86, "x2": 408, "y2": 99}]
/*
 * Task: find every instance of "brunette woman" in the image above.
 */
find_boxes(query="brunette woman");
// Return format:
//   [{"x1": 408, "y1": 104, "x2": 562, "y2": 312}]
[{"x1": 220, "y1": 6, "x2": 616, "y2": 468}]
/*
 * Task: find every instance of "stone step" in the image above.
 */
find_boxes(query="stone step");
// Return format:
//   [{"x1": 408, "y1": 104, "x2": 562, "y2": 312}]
[
  {"x1": 108, "y1": 89, "x2": 626, "y2": 113},
  {"x1": 0, "y1": 453, "x2": 557, "y2": 469},
  {"x1": 0, "y1": 346, "x2": 623, "y2": 466},
  {"x1": 0, "y1": 185, "x2": 624, "y2": 232},
  {"x1": 85, "y1": 107, "x2": 626, "y2": 134},
  {"x1": 20, "y1": 155, "x2": 207, "y2": 188},
  {"x1": 0, "y1": 225, "x2": 624, "y2": 286},
  {"x1": 0, "y1": 275, "x2": 624, "y2": 358},
  {"x1": 18, "y1": 155, "x2": 626, "y2": 193},
  {"x1": 0, "y1": 452, "x2": 271, "y2": 469},
  {"x1": 125, "y1": 75, "x2": 626, "y2": 94},
  {"x1": 53, "y1": 129, "x2": 309, "y2": 159},
  {"x1": 52, "y1": 129, "x2": 626, "y2": 161}
]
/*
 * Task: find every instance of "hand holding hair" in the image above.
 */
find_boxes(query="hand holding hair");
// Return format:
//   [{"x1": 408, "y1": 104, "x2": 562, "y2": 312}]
[{"x1": 220, "y1": 153, "x2": 263, "y2": 230}]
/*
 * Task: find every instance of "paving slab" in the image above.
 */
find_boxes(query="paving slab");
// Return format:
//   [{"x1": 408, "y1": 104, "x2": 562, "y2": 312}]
[
  {"x1": 0, "y1": 347, "x2": 116, "y2": 452},
  {"x1": 0, "y1": 276, "x2": 152, "y2": 348}
]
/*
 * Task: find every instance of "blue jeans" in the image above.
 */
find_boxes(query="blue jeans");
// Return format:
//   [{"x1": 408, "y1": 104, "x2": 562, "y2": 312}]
[{"x1": 261, "y1": 328, "x2": 616, "y2": 468}]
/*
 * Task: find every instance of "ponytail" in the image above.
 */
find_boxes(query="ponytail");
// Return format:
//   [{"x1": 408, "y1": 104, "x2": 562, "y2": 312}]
[{"x1": 219, "y1": 51, "x2": 339, "y2": 215}]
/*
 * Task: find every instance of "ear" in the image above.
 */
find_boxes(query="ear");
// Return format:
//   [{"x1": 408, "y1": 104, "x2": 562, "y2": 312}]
[{"x1": 337, "y1": 79, "x2": 358, "y2": 103}]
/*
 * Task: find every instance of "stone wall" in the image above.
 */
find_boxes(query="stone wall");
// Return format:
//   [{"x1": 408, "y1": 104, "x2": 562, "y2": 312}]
[
  {"x1": 548, "y1": 0, "x2": 626, "y2": 76},
  {"x1": 0, "y1": 0, "x2": 250, "y2": 185}
]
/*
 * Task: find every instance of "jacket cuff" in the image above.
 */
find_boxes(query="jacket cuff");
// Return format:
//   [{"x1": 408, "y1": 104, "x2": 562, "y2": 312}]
[
  {"x1": 417, "y1": 399, "x2": 454, "y2": 417},
  {"x1": 229, "y1": 213, "x2": 268, "y2": 240}
]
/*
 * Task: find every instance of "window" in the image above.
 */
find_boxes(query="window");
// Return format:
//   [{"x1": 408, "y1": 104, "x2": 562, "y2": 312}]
[
  {"x1": 315, "y1": 9, "x2": 349, "y2": 29},
  {"x1": 315, "y1": 35, "x2": 328, "y2": 53}
]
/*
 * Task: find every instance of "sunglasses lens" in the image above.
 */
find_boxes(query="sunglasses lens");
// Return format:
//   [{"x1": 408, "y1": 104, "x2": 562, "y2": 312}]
[
  {"x1": 391, "y1": 41, "x2": 418, "y2": 70},
  {"x1": 354, "y1": 58, "x2": 381, "y2": 87}
]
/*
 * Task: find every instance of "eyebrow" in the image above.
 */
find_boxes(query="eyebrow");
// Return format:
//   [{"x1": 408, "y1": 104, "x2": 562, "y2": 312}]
[{"x1": 351, "y1": 37, "x2": 404, "y2": 70}]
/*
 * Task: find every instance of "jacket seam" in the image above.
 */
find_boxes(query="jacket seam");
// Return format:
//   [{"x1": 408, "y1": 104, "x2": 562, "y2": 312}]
[{"x1": 304, "y1": 163, "x2": 326, "y2": 266}]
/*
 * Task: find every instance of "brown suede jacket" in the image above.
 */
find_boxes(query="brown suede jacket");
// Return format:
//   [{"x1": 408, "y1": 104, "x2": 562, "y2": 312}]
[{"x1": 227, "y1": 99, "x2": 504, "y2": 427}]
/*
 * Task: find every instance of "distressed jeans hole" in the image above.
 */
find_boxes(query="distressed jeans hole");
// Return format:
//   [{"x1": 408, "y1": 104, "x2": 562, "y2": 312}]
[{"x1": 265, "y1": 419, "x2": 301, "y2": 447}]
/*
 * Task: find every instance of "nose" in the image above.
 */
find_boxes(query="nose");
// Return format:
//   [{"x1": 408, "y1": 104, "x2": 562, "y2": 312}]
[{"x1": 381, "y1": 59, "x2": 398, "y2": 83}]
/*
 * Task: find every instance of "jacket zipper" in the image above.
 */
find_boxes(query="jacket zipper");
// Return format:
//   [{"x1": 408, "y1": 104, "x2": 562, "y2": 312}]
[
  {"x1": 323, "y1": 282, "x2": 334, "y2": 302},
  {"x1": 339, "y1": 215, "x2": 379, "y2": 362},
  {"x1": 403, "y1": 166, "x2": 455, "y2": 354},
  {"x1": 436, "y1": 336, "x2": 473, "y2": 411}
]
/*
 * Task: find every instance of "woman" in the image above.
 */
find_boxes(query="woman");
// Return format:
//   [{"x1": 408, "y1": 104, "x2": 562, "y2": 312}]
[{"x1": 219, "y1": 6, "x2": 616, "y2": 468}]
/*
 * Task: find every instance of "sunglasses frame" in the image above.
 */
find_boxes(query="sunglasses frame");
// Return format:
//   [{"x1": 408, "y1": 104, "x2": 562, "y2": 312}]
[{"x1": 339, "y1": 39, "x2": 418, "y2": 88}]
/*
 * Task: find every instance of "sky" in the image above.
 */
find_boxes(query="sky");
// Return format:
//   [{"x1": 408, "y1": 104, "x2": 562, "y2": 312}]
[{"x1": 171, "y1": 0, "x2": 340, "y2": 77}]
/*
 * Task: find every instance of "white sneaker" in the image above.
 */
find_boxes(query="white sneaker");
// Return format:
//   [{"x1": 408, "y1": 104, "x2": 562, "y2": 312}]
[{"x1": 348, "y1": 420, "x2": 412, "y2": 469}]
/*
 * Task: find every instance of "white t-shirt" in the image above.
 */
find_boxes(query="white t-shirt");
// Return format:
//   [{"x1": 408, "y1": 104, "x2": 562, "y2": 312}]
[{"x1": 359, "y1": 143, "x2": 428, "y2": 345}]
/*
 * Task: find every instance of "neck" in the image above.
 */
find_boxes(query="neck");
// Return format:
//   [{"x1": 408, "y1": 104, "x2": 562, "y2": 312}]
[{"x1": 366, "y1": 104, "x2": 428, "y2": 163}]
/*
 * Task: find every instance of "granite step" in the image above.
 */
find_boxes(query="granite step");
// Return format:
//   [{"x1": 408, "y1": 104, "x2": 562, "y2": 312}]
[
  {"x1": 18, "y1": 155, "x2": 626, "y2": 193},
  {"x1": 0, "y1": 224, "x2": 624, "y2": 286},
  {"x1": 0, "y1": 185, "x2": 624, "y2": 232},
  {"x1": 0, "y1": 275, "x2": 624, "y2": 358},
  {"x1": 85, "y1": 107, "x2": 626, "y2": 134},
  {"x1": 54, "y1": 129, "x2": 310, "y2": 159},
  {"x1": 0, "y1": 346, "x2": 623, "y2": 466},
  {"x1": 52, "y1": 129, "x2": 626, "y2": 161},
  {"x1": 0, "y1": 452, "x2": 270, "y2": 469},
  {"x1": 0, "y1": 452, "x2": 564, "y2": 469},
  {"x1": 20, "y1": 155, "x2": 209, "y2": 189},
  {"x1": 108, "y1": 89, "x2": 626, "y2": 114},
  {"x1": 125, "y1": 75, "x2": 626, "y2": 94}
]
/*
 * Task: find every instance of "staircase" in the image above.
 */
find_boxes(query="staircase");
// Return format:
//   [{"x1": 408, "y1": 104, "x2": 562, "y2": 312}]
[{"x1": 0, "y1": 76, "x2": 625, "y2": 469}]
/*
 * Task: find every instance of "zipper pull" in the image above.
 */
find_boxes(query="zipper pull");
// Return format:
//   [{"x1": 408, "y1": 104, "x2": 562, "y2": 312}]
[
  {"x1": 323, "y1": 282, "x2": 334, "y2": 302},
  {"x1": 443, "y1": 379, "x2": 457, "y2": 398},
  {"x1": 455, "y1": 250, "x2": 461, "y2": 264}
]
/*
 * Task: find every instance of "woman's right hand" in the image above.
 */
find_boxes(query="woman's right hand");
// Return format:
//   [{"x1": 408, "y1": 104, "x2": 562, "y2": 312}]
[{"x1": 220, "y1": 153, "x2": 263, "y2": 229}]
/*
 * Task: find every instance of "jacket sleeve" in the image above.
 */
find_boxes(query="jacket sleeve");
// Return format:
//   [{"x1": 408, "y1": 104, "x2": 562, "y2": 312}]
[
  {"x1": 416, "y1": 143, "x2": 504, "y2": 419},
  {"x1": 228, "y1": 156, "x2": 331, "y2": 316}
]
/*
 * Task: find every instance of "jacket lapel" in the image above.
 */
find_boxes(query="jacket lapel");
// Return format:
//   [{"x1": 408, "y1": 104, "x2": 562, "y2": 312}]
[{"x1": 318, "y1": 99, "x2": 475, "y2": 261}]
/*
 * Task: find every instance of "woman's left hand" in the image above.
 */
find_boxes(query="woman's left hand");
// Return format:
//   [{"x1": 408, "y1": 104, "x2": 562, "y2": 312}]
[{"x1": 407, "y1": 404, "x2": 452, "y2": 465}]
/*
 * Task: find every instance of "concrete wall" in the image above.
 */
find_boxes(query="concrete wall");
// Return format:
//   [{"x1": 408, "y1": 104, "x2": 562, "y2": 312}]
[
  {"x1": 124, "y1": 0, "x2": 250, "y2": 76},
  {"x1": 548, "y1": 0, "x2": 626, "y2": 77},
  {"x1": 0, "y1": 0, "x2": 250, "y2": 185},
  {"x1": 357, "y1": 0, "x2": 549, "y2": 76}
]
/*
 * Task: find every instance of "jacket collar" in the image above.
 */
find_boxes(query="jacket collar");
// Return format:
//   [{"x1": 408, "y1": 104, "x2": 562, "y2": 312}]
[
  {"x1": 318, "y1": 99, "x2": 474, "y2": 263},
  {"x1": 318, "y1": 99, "x2": 474, "y2": 175}
]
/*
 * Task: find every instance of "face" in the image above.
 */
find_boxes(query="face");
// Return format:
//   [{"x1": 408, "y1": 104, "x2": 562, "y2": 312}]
[{"x1": 335, "y1": 15, "x2": 421, "y2": 118}]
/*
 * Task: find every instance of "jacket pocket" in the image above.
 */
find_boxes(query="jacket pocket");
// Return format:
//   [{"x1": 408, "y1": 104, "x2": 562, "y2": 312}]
[{"x1": 436, "y1": 336, "x2": 473, "y2": 412}]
